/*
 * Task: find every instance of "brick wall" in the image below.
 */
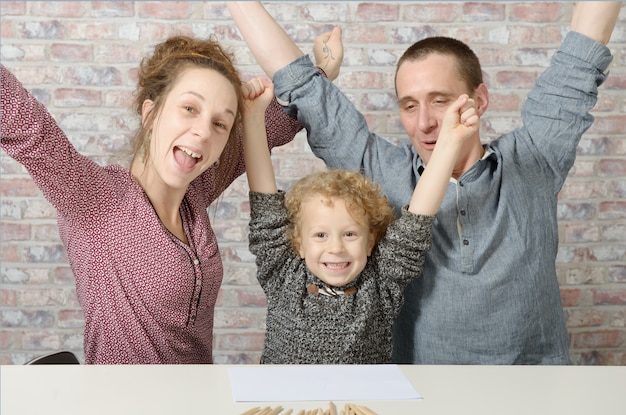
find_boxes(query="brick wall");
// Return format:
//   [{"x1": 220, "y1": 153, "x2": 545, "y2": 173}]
[{"x1": 1, "y1": 1, "x2": 624, "y2": 365}]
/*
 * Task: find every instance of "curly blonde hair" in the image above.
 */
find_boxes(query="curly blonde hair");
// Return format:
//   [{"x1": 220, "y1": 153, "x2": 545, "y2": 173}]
[
  {"x1": 129, "y1": 35, "x2": 244, "y2": 189},
  {"x1": 284, "y1": 169, "x2": 396, "y2": 252}
]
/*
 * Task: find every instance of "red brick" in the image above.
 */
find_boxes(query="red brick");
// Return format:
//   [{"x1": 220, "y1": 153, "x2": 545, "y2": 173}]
[
  {"x1": 58, "y1": 309, "x2": 85, "y2": 328},
  {"x1": 403, "y1": 3, "x2": 458, "y2": 23},
  {"x1": 0, "y1": 222, "x2": 31, "y2": 241},
  {"x1": 590, "y1": 115, "x2": 626, "y2": 135},
  {"x1": 563, "y1": 224, "x2": 600, "y2": 243},
  {"x1": 0, "y1": 178, "x2": 40, "y2": 197},
  {"x1": 509, "y1": 2, "x2": 563, "y2": 23},
  {"x1": 356, "y1": 3, "x2": 399, "y2": 22},
  {"x1": 608, "y1": 266, "x2": 626, "y2": 284},
  {"x1": 594, "y1": 290, "x2": 626, "y2": 306},
  {"x1": 488, "y1": 93, "x2": 521, "y2": 111},
  {"x1": 55, "y1": 88, "x2": 102, "y2": 108},
  {"x1": 213, "y1": 352, "x2": 261, "y2": 365},
  {"x1": 571, "y1": 330, "x2": 624, "y2": 348},
  {"x1": 0, "y1": 1, "x2": 26, "y2": 15},
  {"x1": 463, "y1": 3, "x2": 506, "y2": 22},
  {"x1": 0, "y1": 330, "x2": 15, "y2": 349},
  {"x1": 213, "y1": 309, "x2": 257, "y2": 329},
  {"x1": 32, "y1": 224, "x2": 62, "y2": 242},
  {"x1": 599, "y1": 159, "x2": 626, "y2": 176},
  {"x1": 560, "y1": 289, "x2": 582, "y2": 307},
  {"x1": 302, "y1": 3, "x2": 349, "y2": 22},
  {"x1": 22, "y1": 331, "x2": 61, "y2": 349},
  {"x1": 598, "y1": 201, "x2": 626, "y2": 220},
  {"x1": 565, "y1": 309, "x2": 606, "y2": 328},
  {"x1": 18, "y1": 288, "x2": 69, "y2": 307},
  {"x1": 559, "y1": 180, "x2": 606, "y2": 200},
  {"x1": 214, "y1": 331, "x2": 265, "y2": 351},
  {"x1": 495, "y1": 68, "x2": 537, "y2": 88},
  {"x1": 1, "y1": 290, "x2": 18, "y2": 307},
  {"x1": 50, "y1": 43, "x2": 93, "y2": 62},
  {"x1": 30, "y1": 1, "x2": 88, "y2": 18},
  {"x1": 92, "y1": 1, "x2": 135, "y2": 18},
  {"x1": 138, "y1": 1, "x2": 193, "y2": 19}
]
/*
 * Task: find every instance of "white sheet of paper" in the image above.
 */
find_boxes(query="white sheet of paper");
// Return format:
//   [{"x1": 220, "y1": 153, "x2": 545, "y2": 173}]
[{"x1": 228, "y1": 365, "x2": 422, "y2": 402}]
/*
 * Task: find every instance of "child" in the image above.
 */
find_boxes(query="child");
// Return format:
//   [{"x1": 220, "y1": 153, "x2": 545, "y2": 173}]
[{"x1": 242, "y1": 78, "x2": 478, "y2": 364}]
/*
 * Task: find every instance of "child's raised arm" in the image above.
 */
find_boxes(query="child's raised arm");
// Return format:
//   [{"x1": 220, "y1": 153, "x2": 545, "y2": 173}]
[
  {"x1": 242, "y1": 77, "x2": 278, "y2": 194},
  {"x1": 409, "y1": 95, "x2": 479, "y2": 216}
]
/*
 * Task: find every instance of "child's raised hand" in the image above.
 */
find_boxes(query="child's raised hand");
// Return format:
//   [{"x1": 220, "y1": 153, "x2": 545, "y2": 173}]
[
  {"x1": 242, "y1": 77, "x2": 274, "y2": 119},
  {"x1": 439, "y1": 94, "x2": 479, "y2": 147}
]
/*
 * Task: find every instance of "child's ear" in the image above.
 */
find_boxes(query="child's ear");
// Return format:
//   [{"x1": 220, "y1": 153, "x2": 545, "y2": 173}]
[
  {"x1": 296, "y1": 239, "x2": 305, "y2": 259},
  {"x1": 367, "y1": 232, "x2": 376, "y2": 256}
]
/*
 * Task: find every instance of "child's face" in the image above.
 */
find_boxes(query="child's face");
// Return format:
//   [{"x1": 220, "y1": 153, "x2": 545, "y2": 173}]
[{"x1": 297, "y1": 195, "x2": 375, "y2": 288}]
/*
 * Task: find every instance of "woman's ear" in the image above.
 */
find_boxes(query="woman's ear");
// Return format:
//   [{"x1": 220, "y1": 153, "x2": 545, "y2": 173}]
[{"x1": 141, "y1": 99, "x2": 155, "y2": 127}]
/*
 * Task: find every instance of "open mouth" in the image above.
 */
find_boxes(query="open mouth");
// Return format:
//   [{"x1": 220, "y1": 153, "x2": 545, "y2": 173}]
[{"x1": 174, "y1": 145, "x2": 203, "y2": 171}]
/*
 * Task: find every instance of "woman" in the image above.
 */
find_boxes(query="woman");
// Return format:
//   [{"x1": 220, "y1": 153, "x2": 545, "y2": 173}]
[{"x1": 0, "y1": 35, "x2": 302, "y2": 364}]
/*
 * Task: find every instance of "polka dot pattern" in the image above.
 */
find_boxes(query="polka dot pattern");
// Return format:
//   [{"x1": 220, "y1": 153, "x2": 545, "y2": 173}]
[{"x1": 0, "y1": 64, "x2": 301, "y2": 364}]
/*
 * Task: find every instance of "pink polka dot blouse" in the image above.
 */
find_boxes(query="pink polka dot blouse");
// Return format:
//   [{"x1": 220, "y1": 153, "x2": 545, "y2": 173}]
[{"x1": 0, "y1": 65, "x2": 301, "y2": 364}]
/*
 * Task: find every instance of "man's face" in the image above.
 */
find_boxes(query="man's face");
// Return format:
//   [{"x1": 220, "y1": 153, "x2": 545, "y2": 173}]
[{"x1": 396, "y1": 53, "x2": 478, "y2": 166}]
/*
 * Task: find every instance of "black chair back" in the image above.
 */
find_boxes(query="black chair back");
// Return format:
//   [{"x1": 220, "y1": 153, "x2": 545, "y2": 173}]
[{"x1": 26, "y1": 351, "x2": 80, "y2": 365}]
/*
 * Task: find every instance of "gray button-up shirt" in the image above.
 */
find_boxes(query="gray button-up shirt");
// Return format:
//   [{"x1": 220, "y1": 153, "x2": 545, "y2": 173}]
[{"x1": 272, "y1": 32, "x2": 612, "y2": 364}]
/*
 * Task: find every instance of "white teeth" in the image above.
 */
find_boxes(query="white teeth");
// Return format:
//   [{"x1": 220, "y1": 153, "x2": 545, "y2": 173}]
[
  {"x1": 325, "y1": 262, "x2": 348, "y2": 269},
  {"x1": 177, "y1": 146, "x2": 201, "y2": 159}
]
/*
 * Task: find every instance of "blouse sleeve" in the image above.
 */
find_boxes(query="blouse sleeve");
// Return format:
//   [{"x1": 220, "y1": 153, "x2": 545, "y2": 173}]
[
  {"x1": 196, "y1": 98, "x2": 303, "y2": 204},
  {"x1": 1, "y1": 64, "x2": 116, "y2": 220}
]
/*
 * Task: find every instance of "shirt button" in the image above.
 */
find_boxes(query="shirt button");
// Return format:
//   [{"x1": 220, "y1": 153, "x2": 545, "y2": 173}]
[
  {"x1": 193, "y1": 259, "x2": 199, "y2": 265},
  {"x1": 463, "y1": 239, "x2": 469, "y2": 246},
  {"x1": 460, "y1": 209, "x2": 466, "y2": 216}
]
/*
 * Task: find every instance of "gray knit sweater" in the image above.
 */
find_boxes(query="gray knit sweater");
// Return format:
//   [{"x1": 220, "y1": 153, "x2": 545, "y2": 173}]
[{"x1": 248, "y1": 191, "x2": 434, "y2": 364}]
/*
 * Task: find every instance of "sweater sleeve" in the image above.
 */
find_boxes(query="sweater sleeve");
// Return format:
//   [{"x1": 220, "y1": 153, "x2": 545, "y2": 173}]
[
  {"x1": 374, "y1": 209, "x2": 435, "y2": 314},
  {"x1": 248, "y1": 191, "x2": 301, "y2": 292}
]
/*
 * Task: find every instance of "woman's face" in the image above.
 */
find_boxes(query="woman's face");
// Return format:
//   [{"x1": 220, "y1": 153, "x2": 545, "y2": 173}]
[{"x1": 139, "y1": 66, "x2": 238, "y2": 191}]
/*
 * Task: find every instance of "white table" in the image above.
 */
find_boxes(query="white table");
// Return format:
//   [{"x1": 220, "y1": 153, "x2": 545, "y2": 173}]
[{"x1": 2, "y1": 364, "x2": 625, "y2": 415}]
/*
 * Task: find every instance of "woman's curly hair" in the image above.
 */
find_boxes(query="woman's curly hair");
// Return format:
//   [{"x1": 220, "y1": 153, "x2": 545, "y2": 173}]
[
  {"x1": 284, "y1": 169, "x2": 396, "y2": 253},
  {"x1": 129, "y1": 35, "x2": 243, "y2": 188}
]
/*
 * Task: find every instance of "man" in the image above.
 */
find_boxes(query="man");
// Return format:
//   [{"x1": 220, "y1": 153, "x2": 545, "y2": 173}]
[{"x1": 228, "y1": 2, "x2": 621, "y2": 364}]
